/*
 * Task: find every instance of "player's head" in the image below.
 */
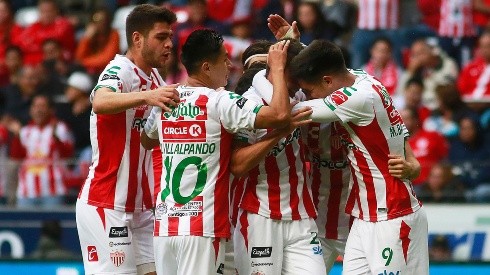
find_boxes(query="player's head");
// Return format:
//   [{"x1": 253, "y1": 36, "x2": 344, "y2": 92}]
[
  {"x1": 290, "y1": 39, "x2": 348, "y2": 99},
  {"x1": 126, "y1": 4, "x2": 177, "y2": 68},
  {"x1": 241, "y1": 40, "x2": 273, "y2": 69},
  {"x1": 235, "y1": 62, "x2": 267, "y2": 95},
  {"x1": 181, "y1": 29, "x2": 231, "y2": 89}
]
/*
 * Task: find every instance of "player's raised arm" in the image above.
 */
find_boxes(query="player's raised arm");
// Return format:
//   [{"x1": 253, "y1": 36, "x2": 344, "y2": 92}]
[
  {"x1": 92, "y1": 84, "x2": 180, "y2": 114},
  {"x1": 267, "y1": 14, "x2": 300, "y2": 40},
  {"x1": 253, "y1": 40, "x2": 292, "y2": 129}
]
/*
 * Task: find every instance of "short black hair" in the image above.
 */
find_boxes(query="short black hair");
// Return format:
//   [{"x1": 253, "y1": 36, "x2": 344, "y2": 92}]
[
  {"x1": 241, "y1": 40, "x2": 273, "y2": 67},
  {"x1": 126, "y1": 4, "x2": 177, "y2": 48},
  {"x1": 405, "y1": 76, "x2": 424, "y2": 89},
  {"x1": 235, "y1": 63, "x2": 267, "y2": 95},
  {"x1": 181, "y1": 29, "x2": 224, "y2": 75},
  {"x1": 265, "y1": 39, "x2": 305, "y2": 77},
  {"x1": 290, "y1": 39, "x2": 346, "y2": 83}
]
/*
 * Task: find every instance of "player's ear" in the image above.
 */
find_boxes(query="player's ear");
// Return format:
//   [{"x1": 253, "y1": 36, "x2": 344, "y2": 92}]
[
  {"x1": 322, "y1": 75, "x2": 332, "y2": 85},
  {"x1": 202, "y1": 62, "x2": 211, "y2": 75},
  {"x1": 132, "y1": 31, "x2": 142, "y2": 48}
]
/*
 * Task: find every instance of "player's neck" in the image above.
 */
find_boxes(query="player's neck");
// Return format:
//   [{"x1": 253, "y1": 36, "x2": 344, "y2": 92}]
[
  {"x1": 185, "y1": 75, "x2": 218, "y2": 90},
  {"x1": 126, "y1": 50, "x2": 152, "y2": 77}
]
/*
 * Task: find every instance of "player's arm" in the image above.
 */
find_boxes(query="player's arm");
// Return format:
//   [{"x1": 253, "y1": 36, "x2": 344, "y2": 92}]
[
  {"x1": 92, "y1": 84, "x2": 180, "y2": 114},
  {"x1": 140, "y1": 107, "x2": 160, "y2": 150},
  {"x1": 292, "y1": 99, "x2": 342, "y2": 124},
  {"x1": 388, "y1": 140, "x2": 421, "y2": 180},
  {"x1": 267, "y1": 14, "x2": 300, "y2": 40},
  {"x1": 230, "y1": 107, "x2": 312, "y2": 177},
  {"x1": 253, "y1": 40, "x2": 292, "y2": 129}
]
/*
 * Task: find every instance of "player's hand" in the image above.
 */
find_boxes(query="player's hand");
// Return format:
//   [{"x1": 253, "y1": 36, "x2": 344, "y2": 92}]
[
  {"x1": 267, "y1": 14, "x2": 300, "y2": 40},
  {"x1": 146, "y1": 84, "x2": 180, "y2": 112},
  {"x1": 268, "y1": 40, "x2": 290, "y2": 71},
  {"x1": 388, "y1": 154, "x2": 413, "y2": 179}
]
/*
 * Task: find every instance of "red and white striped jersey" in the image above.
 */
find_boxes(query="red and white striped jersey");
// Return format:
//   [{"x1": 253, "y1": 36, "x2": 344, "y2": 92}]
[
  {"x1": 305, "y1": 122, "x2": 351, "y2": 240},
  {"x1": 357, "y1": 0, "x2": 399, "y2": 30},
  {"x1": 457, "y1": 57, "x2": 490, "y2": 102},
  {"x1": 16, "y1": 121, "x2": 74, "y2": 199},
  {"x1": 79, "y1": 55, "x2": 165, "y2": 212},
  {"x1": 236, "y1": 71, "x2": 317, "y2": 221},
  {"x1": 148, "y1": 86, "x2": 262, "y2": 238},
  {"x1": 294, "y1": 69, "x2": 421, "y2": 222},
  {"x1": 439, "y1": 0, "x2": 476, "y2": 38}
]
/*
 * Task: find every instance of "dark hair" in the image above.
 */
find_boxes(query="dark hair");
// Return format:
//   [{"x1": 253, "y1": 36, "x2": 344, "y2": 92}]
[
  {"x1": 126, "y1": 4, "x2": 177, "y2": 48},
  {"x1": 235, "y1": 63, "x2": 267, "y2": 95},
  {"x1": 33, "y1": 94, "x2": 55, "y2": 109},
  {"x1": 290, "y1": 39, "x2": 346, "y2": 83},
  {"x1": 371, "y1": 36, "x2": 393, "y2": 51},
  {"x1": 405, "y1": 76, "x2": 424, "y2": 89},
  {"x1": 5, "y1": 45, "x2": 22, "y2": 57},
  {"x1": 241, "y1": 40, "x2": 273, "y2": 67},
  {"x1": 181, "y1": 29, "x2": 224, "y2": 75},
  {"x1": 264, "y1": 39, "x2": 305, "y2": 77}
]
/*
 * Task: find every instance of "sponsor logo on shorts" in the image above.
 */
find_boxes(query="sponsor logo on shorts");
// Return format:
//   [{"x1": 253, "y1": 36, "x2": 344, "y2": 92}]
[
  {"x1": 251, "y1": 271, "x2": 265, "y2": 275},
  {"x1": 101, "y1": 74, "x2": 120, "y2": 81},
  {"x1": 251, "y1": 247, "x2": 272, "y2": 258},
  {"x1": 110, "y1": 250, "x2": 125, "y2": 267},
  {"x1": 216, "y1": 263, "x2": 224, "y2": 274},
  {"x1": 251, "y1": 261, "x2": 273, "y2": 267},
  {"x1": 87, "y1": 246, "x2": 98, "y2": 262},
  {"x1": 312, "y1": 245, "x2": 323, "y2": 255},
  {"x1": 109, "y1": 241, "x2": 131, "y2": 247},
  {"x1": 378, "y1": 271, "x2": 400, "y2": 275},
  {"x1": 109, "y1": 226, "x2": 129, "y2": 238}
]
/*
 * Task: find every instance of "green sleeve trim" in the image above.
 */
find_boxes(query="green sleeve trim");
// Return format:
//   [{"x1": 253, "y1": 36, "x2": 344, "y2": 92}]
[
  {"x1": 253, "y1": 105, "x2": 263, "y2": 114},
  {"x1": 94, "y1": 85, "x2": 117, "y2": 92}
]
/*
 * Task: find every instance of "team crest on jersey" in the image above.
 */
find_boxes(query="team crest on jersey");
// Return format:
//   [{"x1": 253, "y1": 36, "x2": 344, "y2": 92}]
[
  {"x1": 155, "y1": 202, "x2": 168, "y2": 220},
  {"x1": 110, "y1": 250, "x2": 125, "y2": 267}
]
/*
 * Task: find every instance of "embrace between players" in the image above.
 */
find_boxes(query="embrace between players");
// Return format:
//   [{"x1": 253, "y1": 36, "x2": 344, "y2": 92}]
[{"x1": 76, "y1": 4, "x2": 428, "y2": 275}]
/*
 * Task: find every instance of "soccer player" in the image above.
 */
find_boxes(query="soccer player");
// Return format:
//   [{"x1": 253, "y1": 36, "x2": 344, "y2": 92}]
[
  {"x1": 141, "y1": 29, "x2": 309, "y2": 275},
  {"x1": 230, "y1": 40, "x2": 327, "y2": 274},
  {"x1": 291, "y1": 39, "x2": 428, "y2": 275},
  {"x1": 76, "y1": 5, "x2": 180, "y2": 275}
]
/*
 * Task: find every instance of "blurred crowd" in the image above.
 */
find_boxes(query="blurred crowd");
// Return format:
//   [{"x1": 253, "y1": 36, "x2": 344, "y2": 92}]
[{"x1": 0, "y1": 0, "x2": 489, "y2": 209}]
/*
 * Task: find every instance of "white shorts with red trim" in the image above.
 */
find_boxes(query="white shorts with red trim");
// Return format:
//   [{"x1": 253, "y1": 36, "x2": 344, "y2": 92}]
[
  {"x1": 343, "y1": 207, "x2": 429, "y2": 275},
  {"x1": 153, "y1": 235, "x2": 225, "y2": 275},
  {"x1": 233, "y1": 209, "x2": 326, "y2": 275},
  {"x1": 76, "y1": 200, "x2": 154, "y2": 275}
]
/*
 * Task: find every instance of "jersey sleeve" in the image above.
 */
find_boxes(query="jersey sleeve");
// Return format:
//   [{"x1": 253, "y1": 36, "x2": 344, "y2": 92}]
[
  {"x1": 293, "y1": 99, "x2": 341, "y2": 124},
  {"x1": 216, "y1": 91, "x2": 262, "y2": 133},
  {"x1": 90, "y1": 61, "x2": 132, "y2": 101},
  {"x1": 323, "y1": 87, "x2": 374, "y2": 124},
  {"x1": 144, "y1": 107, "x2": 160, "y2": 140}
]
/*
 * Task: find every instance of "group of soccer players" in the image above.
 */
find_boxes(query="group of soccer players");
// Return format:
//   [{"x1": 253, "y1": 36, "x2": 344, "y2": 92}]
[{"x1": 75, "y1": 4, "x2": 429, "y2": 275}]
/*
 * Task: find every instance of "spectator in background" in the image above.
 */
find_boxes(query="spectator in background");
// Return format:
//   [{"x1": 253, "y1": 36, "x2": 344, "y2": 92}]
[
  {"x1": 457, "y1": 30, "x2": 490, "y2": 106},
  {"x1": 424, "y1": 84, "x2": 476, "y2": 138},
  {"x1": 30, "y1": 220, "x2": 79, "y2": 260},
  {"x1": 11, "y1": 95, "x2": 74, "y2": 208},
  {"x1": 397, "y1": 38, "x2": 458, "y2": 110},
  {"x1": 0, "y1": 124, "x2": 7, "y2": 204},
  {"x1": 223, "y1": 16, "x2": 253, "y2": 89},
  {"x1": 350, "y1": 0, "x2": 400, "y2": 68},
  {"x1": 363, "y1": 37, "x2": 401, "y2": 95},
  {"x1": 3, "y1": 66, "x2": 40, "y2": 125},
  {"x1": 438, "y1": 0, "x2": 476, "y2": 68},
  {"x1": 160, "y1": 47, "x2": 187, "y2": 85},
  {"x1": 417, "y1": 162, "x2": 466, "y2": 203},
  {"x1": 429, "y1": 235, "x2": 453, "y2": 261},
  {"x1": 13, "y1": 0, "x2": 75, "y2": 65},
  {"x1": 295, "y1": 1, "x2": 337, "y2": 45},
  {"x1": 394, "y1": 77, "x2": 431, "y2": 124},
  {"x1": 319, "y1": 0, "x2": 357, "y2": 41},
  {"x1": 449, "y1": 116, "x2": 490, "y2": 196},
  {"x1": 473, "y1": 0, "x2": 490, "y2": 34},
  {"x1": 0, "y1": 0, "x2": 22, "y2": 86},
  {"x1": 173, "y1": 0, "x2": 225, "y2": 52},
  {"x1": 75, "y1": 7, "x2": 119, "y2": 76},
  {"x1": 2, "y1": 46, "x2": 23, "y2": 87},
  {"x1": 401, "y1": 108, "x2": 448, "y2": 187},
  {"x1": 416, "y1": 0, "x2": 440, "y2": 33}
]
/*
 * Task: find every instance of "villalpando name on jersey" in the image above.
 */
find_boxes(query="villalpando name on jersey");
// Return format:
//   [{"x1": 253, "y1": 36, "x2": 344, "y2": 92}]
[
  {"x1": 268, "y1": 128, "x2": 301, "y2": 157},
  {"x1": 161, "y1": 142, "x2": 216, "y2": 155}
]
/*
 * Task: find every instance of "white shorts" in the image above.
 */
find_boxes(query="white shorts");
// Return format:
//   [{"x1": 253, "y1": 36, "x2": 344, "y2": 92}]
[
  {"x1": 223, "y1": 236, "x2": 237, "y2": 275},
  {"x1": 153, "y1": 235, "x2": 225, "y2": 275},
  {"x1": 233, "y1": 209, "x2": 326, "y2": 275},
  {"x1": 343, "y1": 207, "x2": 429, "y2": 275},
  {"x1": 319, "y1": 237, "x2": 346, "y2": 272},
  {"x1": 76, "y1": 200, "x2": 154, "y2": 275}
]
